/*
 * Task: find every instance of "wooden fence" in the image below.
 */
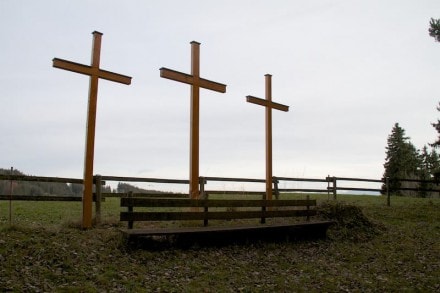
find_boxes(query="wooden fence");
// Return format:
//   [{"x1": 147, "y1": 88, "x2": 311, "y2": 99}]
[
  {"x1": 2, "y1": 174, "x2": 440, "y2": 199},
  {"x1": 1, "y1": 173, "x2": 439, "y2": 219},
  {"x1": 2, "y1": 174, "x2": 440, "y2": 197}
]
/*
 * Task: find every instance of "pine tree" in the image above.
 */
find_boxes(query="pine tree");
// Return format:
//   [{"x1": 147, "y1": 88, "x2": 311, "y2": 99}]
[
  {"x1": 428, "y1": 148, "x2": 440, "y2": 179},
  {"x1": 430, "y1": 102, "x2": 440, "y2": 148},
  {"x1": 429, "y1": 18, "x2": 440, "y2": 42},
  {"x1": 382, "y1": 123, "x2": 420, "y2": 195},
  {"x1": 419, "y1": 146, "x2": 432, "y2": 197}
]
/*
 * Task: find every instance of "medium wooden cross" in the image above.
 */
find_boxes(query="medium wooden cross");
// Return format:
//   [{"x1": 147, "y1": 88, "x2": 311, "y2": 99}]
[
  {"x1": 53, "y1": 31, "x2": 132, "y2": 228},
  {"x1": 160, "y1": 41, "x2": 226, "y2": 199},
  {"x1": 246, "y1": 74, "x2": 289, "y2": 200}
]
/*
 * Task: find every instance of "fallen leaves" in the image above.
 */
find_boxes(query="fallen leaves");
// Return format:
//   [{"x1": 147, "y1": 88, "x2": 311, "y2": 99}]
[{"x1": 1, "y1": 198, "x2": 440, "y2": 291}]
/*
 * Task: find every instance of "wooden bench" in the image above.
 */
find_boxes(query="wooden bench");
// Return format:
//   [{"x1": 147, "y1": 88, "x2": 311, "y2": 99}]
[{"x1": 120, "y1": 196, "x2": 334, "y2": 244}]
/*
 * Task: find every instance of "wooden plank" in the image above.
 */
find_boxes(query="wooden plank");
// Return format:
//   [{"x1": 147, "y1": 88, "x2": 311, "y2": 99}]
[
  {"x1": 101, "y1": 175, "x2": 189, "y2": 184},
  {"x1": 105, "y1": 192, "x2": 188, "y2": 198},
  {"x1": 120, "y1": 209, "x2": 316, "y2": 222},
  {"x1": 335, "y1": 177, "x2": 383, "y2": 183},
  {"x1": 53, "y1": 58, "x2": 93, "y2": 76},
  {"x1": 203, "y1": 176, "x2": 266, "y2": 183},
  {"x1": 246, "y1": 95, "x2": 289, "y2": 112},
  {"x1": 279, "y1": 188, "x2": 329, "y2": 193},
  {"x1": 121, "y1": 198, "x2": 201, "y2": 208},
  {"x1": 205, "y1": 190, "x2": 265, "y2": 195},
  {"x1": 0, "y1": 195, "x2": 82, "y2": 201},
  {"x1": 121, "y1": 221, "x2": 335, "y2": 237},
  {"x1": 52, "y1": 58, "x2": 131, "y2": 84},
  {"x1": 120, "y1": 198, "x2": 316, "y2": 208},
  {"x1": 160, "y1": 67, "x2": 226, "y2": 93},
  {"x1": 336, "y1": 187, "x2": 382, "y2": 192},
  {"x1": 274, "y1": 177, "x2": 328, "y2": 183},
  {"x1": 0, "y1": 194, "x2": 103, "y2": 202},
  {"x1": 0, "y1": 174, "x2": 83, "y2": 184},
  {"x1": 121, "y1": 211, "x2": 206, "y2": 221}
]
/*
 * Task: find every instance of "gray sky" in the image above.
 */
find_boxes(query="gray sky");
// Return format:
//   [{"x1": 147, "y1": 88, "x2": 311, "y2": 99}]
[{"x1": 1, "y1": 0, "x2": 440, "y2": 192}]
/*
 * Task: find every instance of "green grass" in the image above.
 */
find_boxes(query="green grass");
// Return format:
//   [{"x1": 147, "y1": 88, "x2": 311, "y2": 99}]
[{"x1": 1, "y1": 194, "x2": 439, "y2": 292}]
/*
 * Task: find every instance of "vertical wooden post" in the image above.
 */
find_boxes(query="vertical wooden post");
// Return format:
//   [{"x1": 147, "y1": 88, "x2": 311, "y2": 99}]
[
  {"x1": 333, "y1": 176, "x2": 337, "y2": 200},
  {"x1": 9, "y1": 167, "x2": 13, "y2": 226},
  {"x1": 127, "y1": 191, "x2": 134, "y2": 229},
  {"x1": 52, "y1": 31, "x2": 132, "y2": 229},
  {"x1": 306, "y1": 195, "x2": 310, "y2": 221},
  {"x1": 203, "y1": 194, "x2": 209, "y2": 227},
  {"x1": 261, "y1": 192, "x2": 266, "y2": 224},
  {"x1": 199, "y1": 176, "x2": 207, "y2": 199},
  {"x1": 265, "y1": 75, "x2": 273, "y2": 200},
  {"x1": 327, "y1": 175, "x2": 330, "y2": 200},
  {"x1": 246, "y1": 74, "x2": 289, "y2": 201},
  {"x1": 94, "y1": 175, "x2": 102, "y2": 225},
  {"x1": 273, "y1": 176, "x2": 280, "y2": 200},
  {"x1": 386, "y1": 176, "x2": 390, "y2": 207},
  {"x1": 200, "y1": 176, "x2": 208, "y2": 225},
  {"x1": 160, "y1": 42, "x2": 226, "y2": 200},
  {"x1": 82, "y1": 31, "x2": 102, "y2": 229},
  {"x1": 189, "y1": 42, "x2": 201, "y2": 199}
]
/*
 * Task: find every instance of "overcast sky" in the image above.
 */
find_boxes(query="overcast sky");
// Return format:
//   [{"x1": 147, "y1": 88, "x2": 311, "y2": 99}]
[{"x1": 1, "y1": 1, "x2": 440, "y2": 192}]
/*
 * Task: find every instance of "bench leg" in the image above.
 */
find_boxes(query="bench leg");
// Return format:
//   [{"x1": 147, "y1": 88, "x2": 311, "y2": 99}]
[
  {"x1": 204, "y1": 206, "x2": 208, "y2": 227},
  {"x1": 128, "y1": 191, "x2": 133, "y2": 229}
]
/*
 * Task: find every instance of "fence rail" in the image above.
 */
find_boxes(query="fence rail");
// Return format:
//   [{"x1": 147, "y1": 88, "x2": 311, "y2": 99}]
[
  {"x1": 0, "y1": 174, "x2": 83, "y2": 184},
  {"x1": 2, "y1": 173, "x2": 439, "y2": 209},
  {"x1": 2, "y1": 172, "x2": 439, "y2": 226}
]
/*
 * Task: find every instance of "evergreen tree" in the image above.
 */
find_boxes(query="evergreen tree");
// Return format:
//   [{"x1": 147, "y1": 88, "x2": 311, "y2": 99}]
[
  {"x1": 430, "y1": 102, "x2": 440, "y2": 149},
  {"x1": 418, "y1": 146, "x2": 440, "y2": 197},
  {"x1": 382, "y1": 123, "x2": 420, "y2": 195},
  {"x1": 419, "y1": 145, "x2": 432, "y2": 197},
  {"x1": 429, "y1": 18, "x2": 440, "y2": 42},
  {"x1": 428, "y1": 148, "x2": 440, "y2": 179},
  {"x1": 429, "y1": 102, "x2": 440, "y2": 183}
]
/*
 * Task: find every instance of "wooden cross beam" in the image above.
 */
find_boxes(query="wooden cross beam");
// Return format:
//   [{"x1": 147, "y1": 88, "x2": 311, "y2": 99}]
[
  {"x1": 246, "y1": 74, "x2": 289, "y2": 200},
  {"x1": 160, "y1": 41, "x2": 226, "y2": 199},
  {"x1": 53, "y1": 31, "x2": 132, "y2": 228}
]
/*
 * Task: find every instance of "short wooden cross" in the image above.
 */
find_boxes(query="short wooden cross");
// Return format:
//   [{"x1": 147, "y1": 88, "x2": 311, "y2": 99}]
[
  {"x1": 246, "y1": 74, "x2": 289, "y2": 200},
  {"x1": 53, "y1": 31, "x2": 132, "y2": 228},
  {"x1": 160, "y1": 41, "x2": 227, "y2": 199}
]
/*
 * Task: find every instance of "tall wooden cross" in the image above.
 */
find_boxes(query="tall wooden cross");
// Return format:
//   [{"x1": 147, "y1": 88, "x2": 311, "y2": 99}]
[
  {"x1": 53, "y1": 31, "x2": 132, "y2": 228},
  {"x1": 246, "y1": 74, "x2": 289, "y2": 200},
  {"x1": 160, "y1": 41, "x2": 227, "y2": 199}
]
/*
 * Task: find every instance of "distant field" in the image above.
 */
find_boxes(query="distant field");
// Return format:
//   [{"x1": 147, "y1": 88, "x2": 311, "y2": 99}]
[{"x1": 1, "y1": 194, "x2": 439, "y2": 292}]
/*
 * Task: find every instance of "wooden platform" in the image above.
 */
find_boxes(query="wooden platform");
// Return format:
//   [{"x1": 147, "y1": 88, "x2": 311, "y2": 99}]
[{"x1": 121, "y1": 221, "x2": 335, "y2": 245}]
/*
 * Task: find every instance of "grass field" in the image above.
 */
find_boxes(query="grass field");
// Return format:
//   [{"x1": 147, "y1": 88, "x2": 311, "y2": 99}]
[{"x1": 1, "y1": 194, "x2": 439, "y2": 292}]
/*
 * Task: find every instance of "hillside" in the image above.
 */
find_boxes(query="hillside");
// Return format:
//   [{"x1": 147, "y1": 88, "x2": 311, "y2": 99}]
[{"x1": 0, "y1": 195, "x2": 438, "y2": 291}]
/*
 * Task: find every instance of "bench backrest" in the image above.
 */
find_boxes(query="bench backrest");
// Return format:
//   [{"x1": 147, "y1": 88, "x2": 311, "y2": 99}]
[{"x1": 120, "y1": 197, "x2": 317, "y2": 228}]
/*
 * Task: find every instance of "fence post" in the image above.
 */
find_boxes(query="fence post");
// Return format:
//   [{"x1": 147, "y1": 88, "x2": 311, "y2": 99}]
[
  {"x1": 199, "y1": 176, "x2": 207, "y2": 199},
  {"x1": 261, "y1": 192, "x2": 266, "y2": 224},
  {"x1": 273, "y1": 176, "x2": 280, "y2": 200},
  {"x1": 203, "y1": 193, "x2": 209, "y2": 227},
  {"x1": 327, "y1": 175, "x2": 330, "y2": 200},
  {"x1": 306, "y1": 195, "x2": 310, "y2": 221},
  {"x1": 94, "y1": 175, "x2": 102, "y2": 225},
  {"x1": 386, "y1": 176, "x2": 390, "y2": 207},
  {"x1": 332, "y1": 176, "x2": 337, "y2": 200},
  {"x1": 9, "y1": 167, "x2": 13, "y2": 226},
  {"x1": 127, "y1": 191, "x2": 133, "y2": 229}
]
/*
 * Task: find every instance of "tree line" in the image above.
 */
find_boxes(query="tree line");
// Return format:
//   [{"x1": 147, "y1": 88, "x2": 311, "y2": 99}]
[
  {"x1": 381, "y1": 19, "x2": 440, "y2": 197},
  {"x1": 382, "y1": 123, "x2": 440, "y2": 197}
]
